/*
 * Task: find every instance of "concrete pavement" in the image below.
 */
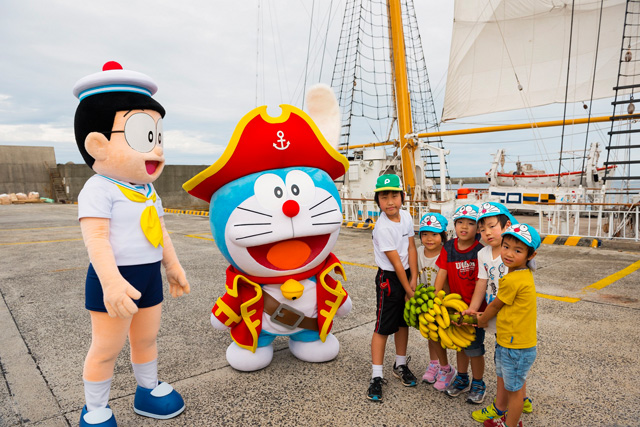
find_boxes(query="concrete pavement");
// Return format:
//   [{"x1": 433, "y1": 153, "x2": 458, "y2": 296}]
[{"x1": 0, "y1": 204, "x2": 639, "y2": 426}]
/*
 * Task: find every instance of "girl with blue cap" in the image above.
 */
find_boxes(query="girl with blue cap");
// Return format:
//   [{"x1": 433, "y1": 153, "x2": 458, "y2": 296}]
[{"x1": 416, "y1": 213, "x2": 458, "y2": 391}]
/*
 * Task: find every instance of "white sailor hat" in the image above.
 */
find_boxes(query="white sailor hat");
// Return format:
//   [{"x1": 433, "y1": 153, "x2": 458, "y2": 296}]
[{"x1": 72, "y1": 61, "x2": 158, "y2": 101}]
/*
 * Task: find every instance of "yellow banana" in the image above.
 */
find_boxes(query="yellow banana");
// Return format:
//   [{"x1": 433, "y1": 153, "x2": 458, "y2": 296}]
[
  {"x1": 435, "y1": 314, "x2": 446, "y2": 329},
  {"x1": 443, "y1": 299, "x2": 468, "y2": 313},
  {"x1": 433, "y1": 296, "x2": 443, "y2": 306},
  {"x1": 433, "y1": 304, "x2": 442, "y2": 316},
  {"x1": 427, "y1": 322, "x2": 438, "y2": 331},
  {"x1": 441, "y1": 306, "x2": 450, "y2": 328},
  {"x1": 462, "y1": 324, "x2": 476, "y2": 335},
  {"x1": 419, "y1": 313, "x2": 429, "y2": 326},
  {"x1": 443, "y1": 293, "x2": 462, "y2": 301},
  {"x1": 428, "y1": 330, "x2": 439, "y2": 341},
  {"x1": 437, "y1": 290, "x2": 446, "y2": 300},
  {"x1": 419, "y1": 323, "x2": 430, "y2": 336},
  {"x1": 428, "y1": 308, "x2": 436, "y2": 317},
  {"x1": 424, "y1": 313, "x2": 435, "y2": 323},
  {"x1": 449, "y1": 327, "x2": 472, "y2": 348},
  {"x1": 451, "y1": 325, "x2": 475, "y2": 342},
  {"x1": 438, "y1": 326, "x2": 454, "y2": 347}
]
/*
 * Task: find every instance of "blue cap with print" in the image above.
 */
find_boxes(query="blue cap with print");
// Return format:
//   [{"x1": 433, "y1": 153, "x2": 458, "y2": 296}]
[
  {"x1": 419, "y1": 213, "x2": 448, "y2": 233},
  {"x1": 502, "y1": 223, "x2": 541, "y2": 250},
  {"x1": 477, "y1": 201, "x2": 518, "y2": 225},
  {"x1": 452, "y1": 204, "x2": 479, "y2": 222}
]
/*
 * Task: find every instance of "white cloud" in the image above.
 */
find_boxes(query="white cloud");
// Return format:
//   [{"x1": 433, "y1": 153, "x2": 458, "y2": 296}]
[{"x1": 0, "y1": 124, "x2": 75, "y2": 144}]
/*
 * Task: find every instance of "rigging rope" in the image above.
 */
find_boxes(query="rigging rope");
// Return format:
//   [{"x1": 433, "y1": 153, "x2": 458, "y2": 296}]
[{"x1": 557, "y1": 0, "x2": 577, "y2": 185}]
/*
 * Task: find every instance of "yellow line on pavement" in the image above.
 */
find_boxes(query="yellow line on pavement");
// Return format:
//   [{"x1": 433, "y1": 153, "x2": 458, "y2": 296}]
[
  {"x1": 185, "y1": 234, "x2": 215, "y2": 242},
  {"x1": 582, "y1": 259, "x2": 640, "y2": 293},
  {"x1": 341, "y1": 260, "x2": 377, "y2": 270},
  {"x1": 0, "y1": 238, "x2": 83, "y2": 246},
  {"x1": 536, "y1": 293, "x2": 581, "y2": 303}
]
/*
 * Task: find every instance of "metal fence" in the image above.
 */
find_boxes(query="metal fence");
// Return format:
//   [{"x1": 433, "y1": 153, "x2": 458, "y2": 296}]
[{"x1": 341, "y1": 198, "x2": 640, "y2": 241}]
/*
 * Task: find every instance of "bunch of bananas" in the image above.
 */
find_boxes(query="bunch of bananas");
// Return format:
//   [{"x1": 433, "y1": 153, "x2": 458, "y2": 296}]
[{"x1": 403, "y1": 285, "x2": 477, "y2": 352}]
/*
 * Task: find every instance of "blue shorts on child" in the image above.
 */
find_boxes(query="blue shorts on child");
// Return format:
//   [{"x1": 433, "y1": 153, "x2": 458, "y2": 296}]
[
  {"x1": 374, "y1": 268, "x2": 410, "y2": 335},
  {"x1": 463, "y1": 326, "x2": 485, "y2": 357},
  {"x1": 85, "y1": 261, "x2": 164, "y2": 312},
  {"x1": 495, "y1": 344, "x2": 537, "y2": 392}
]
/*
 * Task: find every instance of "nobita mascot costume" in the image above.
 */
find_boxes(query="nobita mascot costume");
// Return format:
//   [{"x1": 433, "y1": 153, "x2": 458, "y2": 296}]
[
  {"x1": 73, "y1": 61, "x2": 189, "y2": 426},
  {"x1": 183, "y1": 84, "x2": 352, "y2": 371}
]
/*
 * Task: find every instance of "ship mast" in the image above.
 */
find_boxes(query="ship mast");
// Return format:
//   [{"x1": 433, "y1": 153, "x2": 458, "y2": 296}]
[{"x1": 388, "y1": 0, "x2": 417, "y2": 198}]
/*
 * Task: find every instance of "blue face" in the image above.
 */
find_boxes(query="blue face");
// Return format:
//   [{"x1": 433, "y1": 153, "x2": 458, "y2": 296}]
[{"x1": 209, "y1": 166, "x2": 343, "y2": 275}]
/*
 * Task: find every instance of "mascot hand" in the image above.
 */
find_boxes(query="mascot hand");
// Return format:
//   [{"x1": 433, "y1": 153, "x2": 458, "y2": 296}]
[
  {"x1": 166, "y1": 263, "x2": 190, "y2": 298},
  {"x1": 102, "y1": 277, "x2": 142, "y2": 318},
  {"x1": 336, "y1": 295, "x2": 352, "y2": 317},
  {"x1": 210, "y1": 313, "x2": 230, "y2": 331}
]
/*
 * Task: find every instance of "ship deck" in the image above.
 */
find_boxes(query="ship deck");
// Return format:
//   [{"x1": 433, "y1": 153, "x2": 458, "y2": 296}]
[{"x1": 1, "y1": 204, "x2": 638, "y2": 426}]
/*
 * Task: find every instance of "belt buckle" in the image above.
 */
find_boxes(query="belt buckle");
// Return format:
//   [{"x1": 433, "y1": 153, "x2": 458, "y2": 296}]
[{"x1": 270, "y1": 303, "x2": 304, "y2": 330}]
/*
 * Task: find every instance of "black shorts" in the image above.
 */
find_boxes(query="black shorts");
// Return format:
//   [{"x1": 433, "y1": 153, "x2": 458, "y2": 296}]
[
  {"x1": 374, "y1": 268, "x2": 410, "y2": 335},
  {"x1": 85, "y1": 261, "x2": 164, "y2": 312}
]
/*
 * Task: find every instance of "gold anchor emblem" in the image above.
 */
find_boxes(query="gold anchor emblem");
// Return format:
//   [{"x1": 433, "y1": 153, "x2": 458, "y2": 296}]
[{"x1": 273, "y1": 130, "x2": 290, "y2": 150}]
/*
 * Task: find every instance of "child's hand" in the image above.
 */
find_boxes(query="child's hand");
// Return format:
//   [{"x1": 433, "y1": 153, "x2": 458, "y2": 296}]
[
  {"x1": 166, "y1": 263, "x2": 190, "y2": 298},
  {"x1": 102, "y1": 277, "x2": 142, "y2": 319},
  {"x1": 476, "y1": 312, "x2": 488, "y2": 328}
]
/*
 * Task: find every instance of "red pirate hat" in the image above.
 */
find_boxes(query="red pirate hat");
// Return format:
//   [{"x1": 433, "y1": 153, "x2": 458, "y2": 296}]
[{"x1": 183, "y1": 104, "x2": 349, "y2": 202}]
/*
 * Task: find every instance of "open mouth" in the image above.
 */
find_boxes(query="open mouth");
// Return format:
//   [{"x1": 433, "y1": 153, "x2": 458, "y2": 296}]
[
  {"x1": 247, "y1": 234, "x2": 330, "y2": 271},
  {"x1": 145, "y1": 161, "x2": 159, "y2": 175}
]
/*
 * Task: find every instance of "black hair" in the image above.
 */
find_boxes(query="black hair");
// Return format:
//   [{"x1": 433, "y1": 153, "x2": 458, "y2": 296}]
[
  {"x1": 478, "y1": 213, "x2": 510, "y2": 228},
  {"x1": 74, "y1": 92, "x2": 165, "y2": 168},
  {"x1": 374, "y1": 190, "x2": 405, "y2": 208},
  {"x1": 502, "y1": 234, "x2": 535, "y2": 258},
  {"x1": 420, "y1": 230, "x2": 448, "y2": 243}
]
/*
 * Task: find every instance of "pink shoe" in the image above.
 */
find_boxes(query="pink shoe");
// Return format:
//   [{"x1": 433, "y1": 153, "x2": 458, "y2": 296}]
[
  {"x1": 433, "y1": 366, "x2": 456, "y2": 391},
  {"x1": 483, "y1": 416, "x2": 523, "y2": 427},
  {"x1": 421, "y1": 362, "x2": 440, "y2": 384}
]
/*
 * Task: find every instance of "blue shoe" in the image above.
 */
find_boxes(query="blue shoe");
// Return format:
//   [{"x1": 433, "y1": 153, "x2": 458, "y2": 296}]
[
  {"x1": 79, "y1": 405, "x2": 117, "y2": 426},
  {"x1": 133, "y1": 382, "x2": 185, "y2": 420}
]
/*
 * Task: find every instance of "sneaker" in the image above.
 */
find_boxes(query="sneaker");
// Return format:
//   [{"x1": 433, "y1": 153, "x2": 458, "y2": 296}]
[
  {"x1": 367, "y1": 377, "x2": 387, "y2": 402},
  {"x1": 467, "y1": 379, "x2": 486, "y2": 404},
  {"x1": 483, "y1": 416, "x2": 523, "y2": 427},
  {"x1": 444, "y1": 374, "x2": 470, "y2": 397},
  {"x1": 392, "y1": 357, "x2": 417, "y2": 386},
  {"x1": 472, "y1": 401, "x2": 504, "y2": 422},
  {"x1": 422, "y1": 361, "x2": 440, "y2": 384},
  {"x1": 522, "y1": 397, "x2": 533, "y2": 413},
  {"x1": 433, "y1": 366, "x2": 457, "y2": 391}
]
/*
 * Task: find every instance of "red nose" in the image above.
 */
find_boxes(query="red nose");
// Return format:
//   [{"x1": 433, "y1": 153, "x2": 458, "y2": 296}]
[{"x1": 282, "y1": 200, "x2": 300, "y2": 218}]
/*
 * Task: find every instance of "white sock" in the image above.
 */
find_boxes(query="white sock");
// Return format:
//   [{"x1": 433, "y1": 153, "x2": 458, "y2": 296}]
[
  {"x1": 372, "y1": 364, "x2": 383, "y2": 379},
  {"x1": 132, "y1": 359, "x2": 158, "y2": 389},
  {"x1": 84, "y1": 378, "x2": 111, "y2": 412},
  {"x1": 395, "y1": 354, "x2": 407, "y2": 367}
]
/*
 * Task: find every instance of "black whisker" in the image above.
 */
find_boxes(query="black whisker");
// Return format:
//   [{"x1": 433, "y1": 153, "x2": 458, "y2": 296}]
[
  {"x1": 311, "y1": 209, "x2": 337, "y2": 218},
  {"x1": 234, "y1": 223, "x2": 272, "y2": 227},
  {"x1": 312, "y1": 222, "x2": 342, "y2": 226},
  {"x1": 309, "y1": 196, "x2": 332, "y2": 210},
  {"x1": 236, "y1": 231, "x2": 273, "y2": 240},
  {"x1": 238, "y1": 207, "x2": 272, "y2": 217}
]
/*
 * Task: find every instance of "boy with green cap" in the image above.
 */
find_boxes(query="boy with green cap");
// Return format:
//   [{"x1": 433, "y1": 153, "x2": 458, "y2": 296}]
[{"x1": 367, "y1": 174, "x2": 418, "y2": 402}]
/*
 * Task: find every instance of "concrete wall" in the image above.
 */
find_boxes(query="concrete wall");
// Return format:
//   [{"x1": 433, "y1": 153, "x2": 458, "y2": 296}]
[
  {"x1": 57, "y1": 163, "x2": 210, "y2": 209},
  {"x1": 0, "y1": 146, "x2": 57, "y2": 197}
]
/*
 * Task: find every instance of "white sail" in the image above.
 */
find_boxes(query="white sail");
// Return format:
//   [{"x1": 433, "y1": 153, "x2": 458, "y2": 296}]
[{"x1": 442, "y1": 0, "x2": 631, "y2": 121}]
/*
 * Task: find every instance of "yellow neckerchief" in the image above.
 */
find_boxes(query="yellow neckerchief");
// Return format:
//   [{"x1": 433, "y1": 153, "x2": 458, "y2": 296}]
[{"x1": 100, "y1": 176, "x2": 163, "y2": 248}]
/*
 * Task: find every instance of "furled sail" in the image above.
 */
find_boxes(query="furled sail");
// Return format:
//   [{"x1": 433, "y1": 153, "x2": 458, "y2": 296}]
[{"x1": 442, "y1": 0, "x2": 630, "y2": 121}]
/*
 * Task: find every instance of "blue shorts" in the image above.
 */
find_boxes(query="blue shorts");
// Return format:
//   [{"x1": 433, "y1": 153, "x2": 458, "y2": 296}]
[
  {"x1": 463, "y1": 326, "x2": 485, "y2": 357},
  {"x1": 85, "y1": 261, "x2": 164, "y2": 312},
  {"x1": 495, "y1": 344, "x2": 537, "y2": 392}
]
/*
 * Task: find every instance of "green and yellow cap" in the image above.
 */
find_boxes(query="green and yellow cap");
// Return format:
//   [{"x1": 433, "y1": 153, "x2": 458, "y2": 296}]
[{"x1": 374, "y1": 174, "x2": 403, "y2": 192}]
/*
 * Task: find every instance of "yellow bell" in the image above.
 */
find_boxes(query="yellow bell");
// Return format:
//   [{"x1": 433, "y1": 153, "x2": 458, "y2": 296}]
[{"x1": 280, "y1": 279, "x2": 304, "y2": 300}]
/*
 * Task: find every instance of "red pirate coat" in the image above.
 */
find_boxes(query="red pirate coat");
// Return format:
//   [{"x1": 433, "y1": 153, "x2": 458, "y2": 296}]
[{"x1": 211, "y1": 253, "x2": 348, "y2": 353}]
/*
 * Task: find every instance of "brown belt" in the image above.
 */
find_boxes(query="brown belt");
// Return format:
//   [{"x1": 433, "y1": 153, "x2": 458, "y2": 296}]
[{"x1": 262, "y1": 291, "x2": 319, "y2": 331}]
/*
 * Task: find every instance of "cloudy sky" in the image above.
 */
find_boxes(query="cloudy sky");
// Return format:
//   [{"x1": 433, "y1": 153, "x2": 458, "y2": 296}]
[{"x1": 0, "y1": 1, "x2": 617, "y2": 177}]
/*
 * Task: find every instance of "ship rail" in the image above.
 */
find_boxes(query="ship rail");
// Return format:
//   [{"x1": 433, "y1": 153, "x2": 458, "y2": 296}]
[{"x1": 341, "y1": 198, "x2": 639, "y2": 241}]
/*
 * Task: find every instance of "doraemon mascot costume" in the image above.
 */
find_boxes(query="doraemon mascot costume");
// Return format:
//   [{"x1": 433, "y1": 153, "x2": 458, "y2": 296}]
[
  {"x1": 183, "y1": 84, "x2": 352, "y2": 371},
  {"x1": 73, "y1": 62, "x2": 189, "y2": 426}
]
